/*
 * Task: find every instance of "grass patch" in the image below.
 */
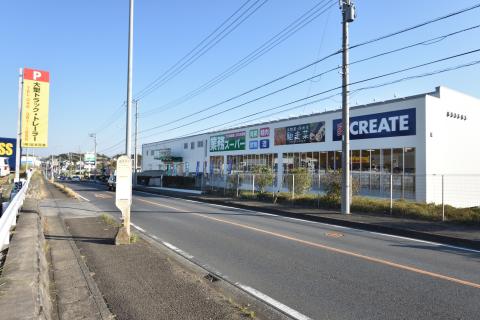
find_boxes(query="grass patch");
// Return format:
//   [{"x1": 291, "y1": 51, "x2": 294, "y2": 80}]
[
  {"x1": 227, "y1": 189, "x2": 480, "y2": 225},
  {"x1": 226, "y1": 297, "x2": 256, "y2": 318},
  {"x1": 100, "y1": 213, "x2": 119, "y2": 227},
  {"x1": 129, "y1": 233, "x2": 138, "y2": 243}
]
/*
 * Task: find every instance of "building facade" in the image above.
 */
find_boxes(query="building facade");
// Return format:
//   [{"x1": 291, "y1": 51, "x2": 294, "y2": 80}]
[{"x1": 142, "y1": 87, "x2": 480, "y2": 207}]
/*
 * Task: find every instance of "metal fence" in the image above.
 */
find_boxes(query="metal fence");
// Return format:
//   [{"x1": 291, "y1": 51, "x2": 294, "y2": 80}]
[
  {"x1": 146, "y1": 172, "x2": 480, "y2": 209},
  {"x1": 0, "y1": 176, "x2": 31, "y2": 251}
]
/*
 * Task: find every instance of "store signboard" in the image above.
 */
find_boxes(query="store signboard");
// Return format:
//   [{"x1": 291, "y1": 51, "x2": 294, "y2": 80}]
[
  {"x1": 21, "y1": 68, "x2": 50, "y2": 148},
  {"x1": 260, "y1": 127, "x2": 270, "y2": 137},
  {"x1": 332, "y1": 108, "x2": 416, "y2": 141},
  {"x1": 249, "y1": 129, "x2": 258, "y2": 138},
  {"x1": 259, "y1": 139, "x2": 269, "y2": 149},
  {"x1": 274, "y1": 122, "x2": 325, "y2": 145},
  {"x1": 249, "y1": 140, "x2": 258, "y2": 149},
  {"x1": 210, "y1": 131, "x2": 246, "y2": 152},
  {"x1": 0, "y1": 137, "x2": 16, "y2": 170},
  {"x1": 84, "y1": 153, "x2": 96, "y2": 165}
]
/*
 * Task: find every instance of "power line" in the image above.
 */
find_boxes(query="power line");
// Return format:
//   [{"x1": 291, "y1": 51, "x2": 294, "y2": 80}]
[
  {"x1": 134, "y1": 0, "x2": 269, "y2": 100},
  {"x1": 139, "y1": 1, "x2": 480, "y2": 117},
  {"x1": 102, "y1": 45, "x2": 480, "y2": 154},
  {"x1": 138, "y1": 48, "x2": 480, "y2": 140},
  {"x1": 138, "y1": 26, "x2": 480, "y2": 135},
  {"x1": 139, "y1": 0, "x2": 337, "y2": 115},
  {"x1": 141, "y1": 58, "x2": 480, "y2": 146}
]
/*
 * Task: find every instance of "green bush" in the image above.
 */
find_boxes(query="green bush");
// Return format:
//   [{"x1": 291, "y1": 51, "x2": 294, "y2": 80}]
[
  {"x1": 252, "y1": 165, "x2": 275, "y2": 194},
  {"x1": 288, "y1": 168, "x2": 312, "y2": 196},
  {"x1": 322, "y1": 170, "x2": 359, "y2": 202}
]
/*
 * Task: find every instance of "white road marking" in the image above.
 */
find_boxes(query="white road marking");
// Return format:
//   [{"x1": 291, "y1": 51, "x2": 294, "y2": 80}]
[
  {"x1": 236, "y1": 284, "x2": 312, "y2": 320},
  {"x1": 162, "y1": 241, "x2": 194, "y2": 259},
  {"x1": 131, "y1": 223, "x2": 145, "y2": 232},
  {"x1": 76, "y1": 194, "x2": 90, "y2": 202},
  {"x1": 133, "y1": 190, "x2": 480, "y2": 254}
]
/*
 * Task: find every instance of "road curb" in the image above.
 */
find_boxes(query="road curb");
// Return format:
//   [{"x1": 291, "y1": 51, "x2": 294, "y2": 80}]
[{"x1": 134, "y1": 186, "x2": 480, "y2": 251}]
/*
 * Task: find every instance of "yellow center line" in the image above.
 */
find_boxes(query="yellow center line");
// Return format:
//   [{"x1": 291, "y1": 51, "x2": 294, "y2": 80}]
[{"x1": 135, "y1": 197, "x2": 480, "y2": 289}]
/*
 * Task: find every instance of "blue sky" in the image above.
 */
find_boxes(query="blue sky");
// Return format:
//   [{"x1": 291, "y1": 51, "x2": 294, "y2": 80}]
[{"x1": 1, "y1": 0, "x2": 479, "y2": 157}]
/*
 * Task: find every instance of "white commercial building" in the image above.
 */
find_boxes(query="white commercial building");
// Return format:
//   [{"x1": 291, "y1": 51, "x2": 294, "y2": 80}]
[{"x1": 142, "y1": 86, "x2": 480, "y2": 207}]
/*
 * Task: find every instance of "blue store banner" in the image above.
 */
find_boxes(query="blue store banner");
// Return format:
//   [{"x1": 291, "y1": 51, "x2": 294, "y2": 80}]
[
  {"x1": 0, "y1": 137, "x2": 16, "y2": 171},
  {"x1": 259, "y1": 139, "x2": 269, "y2": 149},
  {"x1": 332, "y1": 108, "x2": 416, "y2": 141},
  {"x1": 249, "y1": 140, "x2": 258, "y2": 149}
]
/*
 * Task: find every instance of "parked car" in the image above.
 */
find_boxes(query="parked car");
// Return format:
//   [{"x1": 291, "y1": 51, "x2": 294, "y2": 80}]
[
  {"x1": 71, "y1": 175, "x2": 81, "y2": 181},
  {"x1": 107, "y1": 174, "x2": 116, "y2": 191},
  {"x1": 0, "y1": 157, "x2": 10, "y2": 177}
]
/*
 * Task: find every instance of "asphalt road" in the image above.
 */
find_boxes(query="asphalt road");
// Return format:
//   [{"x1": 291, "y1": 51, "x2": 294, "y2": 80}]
[{"x1": 64, "y1": 181, "x2": 480, "y2": 320}]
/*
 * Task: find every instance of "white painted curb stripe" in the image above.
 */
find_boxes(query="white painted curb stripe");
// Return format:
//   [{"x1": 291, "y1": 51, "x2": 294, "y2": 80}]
[
  {"x1": 236, "y1": 284, "x2": 312, "y2": 320},
  {"x1": 162, "y1": 241, "x2": 194, "y2": 259}
]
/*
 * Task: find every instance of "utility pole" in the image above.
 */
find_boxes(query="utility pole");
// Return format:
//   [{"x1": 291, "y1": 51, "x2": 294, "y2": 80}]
[
  {"x1": 340, "y1": 0, "x2": 356, "y2": 214},
  {"x1": 133, "y1": 100, "x2": 138, "y2": 186},
  {"x1": 15, "y1": 68, "x2": 23, "y2": 182},
  {"x1": 125, "y1": 0, "x2": 134, "y2": 159},
  {"x1": 116, "y1": 0, "x2": 134, "y2": 244}
]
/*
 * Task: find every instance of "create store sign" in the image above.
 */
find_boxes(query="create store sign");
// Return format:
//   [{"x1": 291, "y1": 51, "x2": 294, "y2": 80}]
[
  {"x1": 332, "y1": 108, "x2": 416, "y2": 141},
  {"x1": 210, "y1": 131, "x2": 246, "y2": 152}
]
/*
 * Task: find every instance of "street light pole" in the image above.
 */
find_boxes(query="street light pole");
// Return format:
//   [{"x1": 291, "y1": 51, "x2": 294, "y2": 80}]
[{"x1": 340, "y1": 0, "x2": 356, "y2": 214}]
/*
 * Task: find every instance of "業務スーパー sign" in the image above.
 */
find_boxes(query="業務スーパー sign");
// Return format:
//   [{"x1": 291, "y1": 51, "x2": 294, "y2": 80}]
[
  {"x1": 210, "y1": 131, "x2": 246, "y2": 152},
  {"x1": 332, "y1": 108, "x2": 416, "y2": 141},
  {"x1": 21, "y1": 68, "x2": 50, "y2": 148}
]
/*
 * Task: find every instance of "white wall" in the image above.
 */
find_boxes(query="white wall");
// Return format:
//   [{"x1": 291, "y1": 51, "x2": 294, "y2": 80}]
[{"x1": 424, "y1": 86, "x2": 480, "y2": 207}]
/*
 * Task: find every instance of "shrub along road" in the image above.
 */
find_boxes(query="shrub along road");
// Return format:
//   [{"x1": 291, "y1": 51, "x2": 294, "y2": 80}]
[{"x1": 65, "y1": 181, "x2": 480, "y2": 320}]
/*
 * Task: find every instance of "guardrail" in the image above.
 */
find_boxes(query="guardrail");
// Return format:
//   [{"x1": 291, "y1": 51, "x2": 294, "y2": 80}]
[{"x1": 0, "y1": 176, "x2": 31, "y2": 251}]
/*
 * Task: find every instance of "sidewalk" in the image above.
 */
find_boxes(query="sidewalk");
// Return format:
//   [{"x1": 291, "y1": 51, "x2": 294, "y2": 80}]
[{"x1": 135, "y1": 186, "x2": 480, "y2": 250}]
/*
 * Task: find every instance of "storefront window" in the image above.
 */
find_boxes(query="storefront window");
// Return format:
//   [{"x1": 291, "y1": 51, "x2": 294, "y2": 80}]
[
  {"x1": 404, "y1": 148, "x2": 415, "y2": 173},
  {"x1": 293, "y1": 153, "x2": 300, "y2": 169},
  {"x1": 371, "y1": 149, "x2": 380, "y2": 172},
  {"x1": 327, "y1": 151, "x2": 335, "y2": 171},
  {"x1": 319, "y1": 152, "x2": 327, "y2": 172},
  {"x1": 351, "y1": 150, "x2": 361, "y2": 171},
  {"x1": 392, "y1": 148, "x2": 403, "y2": 174},
  {"x1": 335, "y1": 151, "x2": 342, "y2": 170},
  {"x1": 361, "y1": 150, "x2": 371, "y2": 172},
  {"x1": 382, "y1": 149, "x2": 392, "y2": 173}
]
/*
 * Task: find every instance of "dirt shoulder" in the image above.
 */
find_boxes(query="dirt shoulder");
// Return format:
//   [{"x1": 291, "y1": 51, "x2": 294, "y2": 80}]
[{"x1": 64, "y1": 215, "x2": 269, "y2": 320}]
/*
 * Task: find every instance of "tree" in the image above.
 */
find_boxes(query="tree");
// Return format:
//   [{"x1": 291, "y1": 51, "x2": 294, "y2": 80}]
[{"x1": 252, "y1": 165, "x2": 275, "y2": 193}]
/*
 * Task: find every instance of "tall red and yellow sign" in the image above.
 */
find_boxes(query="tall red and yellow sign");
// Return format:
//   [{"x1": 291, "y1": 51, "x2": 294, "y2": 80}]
[{"x1": 21, "y1": 68, "x2": 50, "y2": 148}]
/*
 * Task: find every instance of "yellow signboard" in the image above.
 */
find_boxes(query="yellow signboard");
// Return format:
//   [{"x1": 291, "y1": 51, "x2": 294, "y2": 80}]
[{"x1": 21, "y1": 68, "x2": 50, "y2": 148}]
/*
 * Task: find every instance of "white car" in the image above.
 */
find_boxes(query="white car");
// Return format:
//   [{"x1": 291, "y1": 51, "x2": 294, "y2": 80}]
[
  {"x1": 0, "y1": 157, "x2": 10, "y2": 177},
  {"x1": 71, "y1": 175, "x2": 81, "y2": 181}
]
